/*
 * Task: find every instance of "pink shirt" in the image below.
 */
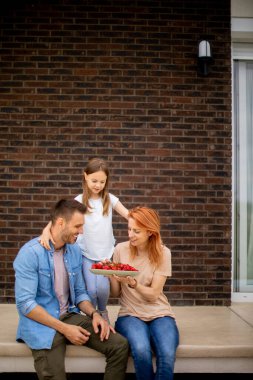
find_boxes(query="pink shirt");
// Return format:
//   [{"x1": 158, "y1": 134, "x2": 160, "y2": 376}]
[{"x1": 53, "y1": 248, "x2": 69, "y2": 315}]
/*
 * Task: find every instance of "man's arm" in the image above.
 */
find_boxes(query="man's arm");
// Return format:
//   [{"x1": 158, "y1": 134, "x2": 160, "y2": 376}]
[
  {"x1": 26, "y1": 304, "x2": 91, "y2": 345},
  {"x1": 14, "y1": 245, "x2": 90, "y2": 346}
]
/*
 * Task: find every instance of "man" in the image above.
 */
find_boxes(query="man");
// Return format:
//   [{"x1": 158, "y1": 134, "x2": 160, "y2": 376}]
[{"x1": 14, "y1": 199, "x2": 128, "y2": 380}]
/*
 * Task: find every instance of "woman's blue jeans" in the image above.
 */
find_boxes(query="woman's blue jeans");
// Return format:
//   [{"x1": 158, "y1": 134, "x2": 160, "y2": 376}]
[{"x1": 115, "y1": 315, "x2": 179, "y2": 380}]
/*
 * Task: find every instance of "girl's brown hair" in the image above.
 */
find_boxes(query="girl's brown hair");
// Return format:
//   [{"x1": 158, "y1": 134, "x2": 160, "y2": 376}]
[
  {"x1": 82, "y1": 157, "x2": 110, "y2": 215},
  {"x1": 128, "y1": 206, "x2": 163, "y2": 266}
]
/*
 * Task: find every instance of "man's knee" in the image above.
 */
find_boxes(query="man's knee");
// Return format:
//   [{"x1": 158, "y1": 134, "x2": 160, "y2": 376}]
[
  {"x1": 119, "y1": 334, "x2": 129, "y2": 352},
  {"x1": 108, "y1": 333, "x2": 129, "y2": 357}
]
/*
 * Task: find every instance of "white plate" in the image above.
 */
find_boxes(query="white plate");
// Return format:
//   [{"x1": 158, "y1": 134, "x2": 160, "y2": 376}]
[{"x1": 90, "y1": 268, "x2": 139, "y2": 277}]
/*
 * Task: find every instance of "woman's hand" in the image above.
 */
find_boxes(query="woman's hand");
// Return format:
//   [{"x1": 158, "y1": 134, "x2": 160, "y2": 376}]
[{"x1": 113, "y1": 275, "x2": 137, "y2": 288}]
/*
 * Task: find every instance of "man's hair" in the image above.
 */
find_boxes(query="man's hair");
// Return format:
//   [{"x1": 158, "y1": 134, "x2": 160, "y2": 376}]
[{"x1": 51, "y1": 199, "x2": 87, "y2": 225}]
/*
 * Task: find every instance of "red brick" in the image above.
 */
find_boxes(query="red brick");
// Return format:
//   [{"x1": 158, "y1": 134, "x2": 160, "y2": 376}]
[{"x1": 0, "y1": 0, "x2": 232, "y2": 305}]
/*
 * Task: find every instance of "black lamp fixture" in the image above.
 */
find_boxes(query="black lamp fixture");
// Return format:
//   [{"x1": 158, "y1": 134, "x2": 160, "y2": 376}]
[{"x1": 197, "y1": 40, "x2": 213, "y2": 76}]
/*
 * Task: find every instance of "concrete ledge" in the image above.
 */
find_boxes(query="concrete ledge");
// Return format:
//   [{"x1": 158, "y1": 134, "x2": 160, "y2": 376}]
[{"x1": 1, "y1": 304, "x2": 253, "y2": 373}]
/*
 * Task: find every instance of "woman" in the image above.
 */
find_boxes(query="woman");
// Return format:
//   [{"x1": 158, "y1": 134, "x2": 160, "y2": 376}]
[{"x1": 109, "y1": 206, "x2": 179, "y2": 380}]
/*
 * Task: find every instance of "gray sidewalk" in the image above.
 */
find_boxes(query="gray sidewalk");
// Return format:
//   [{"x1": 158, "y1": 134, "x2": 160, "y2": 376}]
[
  {"x1": 0, "y1": 373, "x2": 252, "y2": 379},
  {"x1": 229, "y1": 303, "x2": 253, "y2": 327},
  {"x1": 1, "y1": 302, "x2": 253, "y2": 377}
]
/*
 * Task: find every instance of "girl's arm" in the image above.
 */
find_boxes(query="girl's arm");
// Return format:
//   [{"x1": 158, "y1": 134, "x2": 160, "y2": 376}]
[
  {"x1": 114, "y1": 200, "x2": 129, "y2": 220},
  {"x1": 38, "y1": 221, "x2": 55, "y2": 249}
]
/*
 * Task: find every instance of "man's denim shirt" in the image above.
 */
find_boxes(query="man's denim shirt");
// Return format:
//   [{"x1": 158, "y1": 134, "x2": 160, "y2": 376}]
[{"x1": 13, "y1": 237, "x2": 90, "y2": 350}]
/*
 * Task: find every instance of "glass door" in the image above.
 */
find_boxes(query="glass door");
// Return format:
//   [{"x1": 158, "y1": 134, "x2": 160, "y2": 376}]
[{"x1": 233, "y1": 59, "x2": 253, "y2": 299}]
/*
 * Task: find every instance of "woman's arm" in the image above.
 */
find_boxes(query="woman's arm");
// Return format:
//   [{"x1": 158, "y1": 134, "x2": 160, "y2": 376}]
[
  {"x1": 109, "y1": 275, "x2": 122, "y2": 297},
  {"x1": 114, "y1": 200, "x2": 129, "y2": 220},
  {"x1": 115, "y1": 273, "x2": 167, "y2": 303},
  {"x1": 134, "y1": 273, "x2": 167, "y2": 302},
  {"x1": 38, "y1": 221, "x2": 55, "y2": 249}
]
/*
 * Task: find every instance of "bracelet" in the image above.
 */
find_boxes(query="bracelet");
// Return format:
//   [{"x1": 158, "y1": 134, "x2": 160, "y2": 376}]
[
  {"x1": 90, "y1": 310, "x2": 101, "y2": 319},
  {"x1": 128, "y1": 278, "x2": 137, "y2": 289}
]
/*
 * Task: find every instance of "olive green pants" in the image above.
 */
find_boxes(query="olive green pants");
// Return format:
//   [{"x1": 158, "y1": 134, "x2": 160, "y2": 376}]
[{"x1": 31, "y1": 313, "x2": 129, "y2": 380}]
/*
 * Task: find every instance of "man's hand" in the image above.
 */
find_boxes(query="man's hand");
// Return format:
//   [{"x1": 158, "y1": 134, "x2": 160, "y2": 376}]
[
  {"x1": 77, "y1": 301, "x2": 116, "y2": 341},
  {"x1": 63, "y1": 324, "x2": 91, "y2": 345},
  {"x1": 92, "y1": 313, "x2": 115, "y2": 341}
]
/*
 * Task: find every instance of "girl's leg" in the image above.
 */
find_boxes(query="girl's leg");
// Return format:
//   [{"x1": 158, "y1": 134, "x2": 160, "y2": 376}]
[
  {"x1": 82, "y1": 256, "x2": 98, "y2": 308},
  {"x1": 96, "y1": 274, "x2": 110, "y2": 320},
  {"x1": 149, "y1": 317, "x2": 179, "y2": 380},
  {"x1": 116, "y1": 316, "x2": 155, "y2": 380},
  {"x1": 82, "y1": 256, "x2": 110, "y2": 321}
]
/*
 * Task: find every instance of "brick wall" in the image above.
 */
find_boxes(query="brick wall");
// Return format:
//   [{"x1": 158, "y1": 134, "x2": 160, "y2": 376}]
[{"x1": 0, "y1": 0, "x2": 232, "y2": 305}]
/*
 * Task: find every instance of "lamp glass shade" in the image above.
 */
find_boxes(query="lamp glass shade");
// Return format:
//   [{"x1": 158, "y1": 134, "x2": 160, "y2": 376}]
[{"x1": 198, "y1": 40, "x2": 211, "y2": 58}]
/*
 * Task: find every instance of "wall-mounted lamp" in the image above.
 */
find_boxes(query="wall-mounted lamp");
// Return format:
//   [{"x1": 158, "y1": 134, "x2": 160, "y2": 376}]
[{"x1": 197, "y1": 40, "x2": 213, "y2": 76}]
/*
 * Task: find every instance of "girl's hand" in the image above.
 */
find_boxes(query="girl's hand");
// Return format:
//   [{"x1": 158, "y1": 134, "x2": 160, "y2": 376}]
[{"x1": 38, "y1": 222, "x2": 55, "y2": 250}]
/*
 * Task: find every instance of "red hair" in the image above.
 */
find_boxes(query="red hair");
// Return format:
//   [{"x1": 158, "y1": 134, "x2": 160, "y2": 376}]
[{"x1": 128, "y1": 206, "x2": 163, "y2": 266}]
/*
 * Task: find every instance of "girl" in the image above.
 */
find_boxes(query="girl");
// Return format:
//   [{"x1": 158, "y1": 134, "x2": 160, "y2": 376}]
[
  {"x1": 39, "y1": 157, "x2": 129, "y2": 322},
  {"x1": 109, "y1": 206, "x2": 179, "y2": 380}
]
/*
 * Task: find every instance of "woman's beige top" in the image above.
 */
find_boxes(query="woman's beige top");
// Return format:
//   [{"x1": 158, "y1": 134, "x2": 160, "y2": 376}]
[{"x1": 113, "y1": 241, "x2": 175, "y2": 321}]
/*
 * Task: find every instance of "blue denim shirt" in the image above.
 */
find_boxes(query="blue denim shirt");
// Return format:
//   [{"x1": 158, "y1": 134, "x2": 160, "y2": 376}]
[{"x1": 13, "y1": 237, "x2": 90, "y2": 350}]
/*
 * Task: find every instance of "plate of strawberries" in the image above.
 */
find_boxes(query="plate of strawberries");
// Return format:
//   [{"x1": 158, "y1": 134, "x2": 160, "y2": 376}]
[{"x1": 90, "y1": 261, "x2": 139, "y2": 277}]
